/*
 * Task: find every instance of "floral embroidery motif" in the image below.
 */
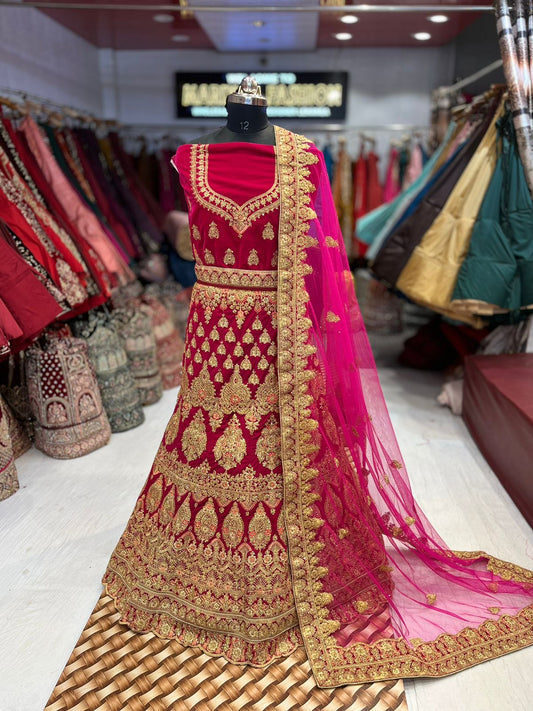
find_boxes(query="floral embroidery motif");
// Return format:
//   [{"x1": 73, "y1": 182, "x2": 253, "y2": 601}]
[
  {"x1": 192, "y1": 225, "x2": 201, "y2": 241},
  {"x1": 214, "y1": 414, "x2": 247, "y2": 470},
  {"x1": 191, "y1": 144, "x2": 280, "y2": 236},
  {"x1": 223, "y1": 249, "x2": 236, "y2": 266},
  {"x1": 256, "y1": 415, "x2": 281, "y2": 471},
  {"x1": 208, "y1": 221, "x2": 219, "y2": 239},
  {"x1": 248, "y1": 249, "x2": 259, "y2": 266},
  {"x1": 182, "y1": 409, "x2": 207, "y2": 461},
  {"x1": 262, "y1": 223, "x2": 276, "y2": 240},
  {"x1": 204, "y1": 249, "x2": 215, "y2": 265},
  {"x1": 326, "y1": 311, "x2": 340, "y2": 323}
]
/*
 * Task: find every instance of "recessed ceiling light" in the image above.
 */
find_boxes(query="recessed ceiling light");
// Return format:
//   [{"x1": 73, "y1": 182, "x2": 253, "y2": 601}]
[
  {"x1": 428, "y1": 15, "x2": 449, "y2": 24},
  {"x1": 153, "y1": 13, "x2": 174, "y2": 23},
  {"x1": 340, "y1": 15, "x2": 359, "y2": 24},
  {"x1": 334, "y1": 32, "x2": 353, "y2": 41},
  {"x1": 172, "y1": 34, "x2": 190, "y2": 42},
  {"x1": 413, "y1": 32, "x2": 432, "y2": 41},
  {"x1": 252, "y1": 20, "x2": 265, "y2": 28}
]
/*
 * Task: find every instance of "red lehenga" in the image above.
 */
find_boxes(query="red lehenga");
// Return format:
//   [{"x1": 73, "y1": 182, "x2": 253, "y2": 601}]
[{"x1": 104, "y1": 127, "x2": 533, "y2": 687}]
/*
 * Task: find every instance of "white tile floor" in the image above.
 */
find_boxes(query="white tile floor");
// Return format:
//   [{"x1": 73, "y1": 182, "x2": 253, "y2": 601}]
[{"x1": 1, "y1": 347, "x2": 532, "y2": 711}]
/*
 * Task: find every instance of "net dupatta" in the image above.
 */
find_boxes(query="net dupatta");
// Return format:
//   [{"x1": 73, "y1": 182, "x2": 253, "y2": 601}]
[{"x1": 274, "y1": 126, "x2": 533, "y2": 688}]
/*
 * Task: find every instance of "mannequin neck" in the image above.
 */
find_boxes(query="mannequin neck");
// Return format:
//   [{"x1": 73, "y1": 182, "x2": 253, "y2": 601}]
[{"x1": 226, "y1": 102, "x2": 270, "y2": 134}]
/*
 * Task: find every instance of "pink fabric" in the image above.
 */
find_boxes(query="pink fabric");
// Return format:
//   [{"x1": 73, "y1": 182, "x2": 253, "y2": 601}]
[
  {"x1": 402, "y1": 143, "x2": 423, "y2": 191},
  {"x1": 20, "y1": 116, "x2": 134, "y2": 287},
  {"x1": 383, "y1": 147, "x2": 401, "y2": 202},
  {"x1": 302, "y1": 149, "x2": 533, "y2": 650}
]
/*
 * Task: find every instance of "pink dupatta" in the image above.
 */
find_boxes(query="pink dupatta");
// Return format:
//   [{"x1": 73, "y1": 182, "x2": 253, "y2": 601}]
[{"x1": 275, "y1": 127, "x2": 533, "y2": 687}]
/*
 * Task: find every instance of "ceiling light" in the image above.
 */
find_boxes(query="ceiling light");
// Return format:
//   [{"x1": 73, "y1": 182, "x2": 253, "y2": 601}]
[
  {"x1": 340, "y1": 15, "x2": 359, "y2": 24},
  {"x1": 252, "y1": 20, "x2": 265, "y2": 28},
  {"x1": 153, "y1": 13, "x2": 174, "y2": 23},
  {"x1": 172, "y1": 34, "x2": 190, "y2": 42},
  {"x1": 334, "y1": 32, "x2": 353, "y2": 41},
  {"x1": 428, "y1": 15, "x2": 449, "y2": 24},
  {"x1": 413, "y1": 32, "x2": 431, "y2": 41}
]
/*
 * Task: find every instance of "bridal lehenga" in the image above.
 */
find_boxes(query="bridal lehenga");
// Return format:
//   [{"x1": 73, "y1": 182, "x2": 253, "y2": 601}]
[{"x1": 104, "y1": 127, "x2": 533, "y2": 688}]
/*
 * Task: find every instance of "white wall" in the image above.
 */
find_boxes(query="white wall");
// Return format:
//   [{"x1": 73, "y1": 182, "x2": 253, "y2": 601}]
[
  {"x1": 111, "y1": 46, "x2": 456, "y2": 157},
  {"x1": 0, "y1": 4, "x2": 102, "y2": 114}
]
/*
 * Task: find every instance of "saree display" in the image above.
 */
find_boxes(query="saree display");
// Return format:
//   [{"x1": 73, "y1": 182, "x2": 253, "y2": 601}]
[{"x1": 104, "y1": 127, "x2": 533, "y2": 688}]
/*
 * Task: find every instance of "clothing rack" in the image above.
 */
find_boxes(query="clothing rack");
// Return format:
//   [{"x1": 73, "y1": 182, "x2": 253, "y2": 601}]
[{"x1": 436, "y1": 59, "x2": 504, "y2": 97}]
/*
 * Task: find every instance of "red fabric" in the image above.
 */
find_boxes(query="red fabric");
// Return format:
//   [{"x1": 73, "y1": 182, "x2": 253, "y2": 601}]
[
  {"x1": 7, "y1": 121, "x2": 110, "y2": 309},
  {"x1": 463, "y1": 354, "x2": 533, "y2": 527},
  {"x1": 0, "y1": 230, "x2": 62, "y2": 356},
  {"x1": 68, "y1": 130, "x2": 141, "y2": 260}
]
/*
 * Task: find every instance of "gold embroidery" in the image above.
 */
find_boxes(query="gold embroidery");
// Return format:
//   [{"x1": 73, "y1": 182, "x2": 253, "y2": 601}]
[
  {"x1": 225, "y1": 327, "x2": 236, "y2": 343},
  {"x1": 256, "y1": 415, "x2": 281, "y2": 472},
  {"x1": 250, "y1": 344, "x2": 261, "y2": 358},
  {"x1": 204, "y1": 249, "x2": 215, "y2": 265},
  {"x1": 195, "y1": 265, "x2": 277, "y2": 290},
  {"x1": 256, "y1": 368, "x2": 278, "y2": 415},
  {"x1": 356, "y1": 600, "x2": 369, "y2": 613},
  {"x1": 172, "y1": 493, "x2": 192, "y2": 536},
  {"x1": 243, "y1": 330, "x2": 254, "y2": 344},
  {"x1": 182, "y1": 410, "x2": 207, "y2": 461},
  {"x1": 214, "y1": 414, "x2": 247, "y2": 470},
  {"x1": 405, "y1": 516, "x2": 415, "y2": 526},
  {"x1": 192, "y1": 225, "x2": 201, "y2": 241},
  {"x1": 191, "y1": 144, "x2": 280, "y2": 236},
  {"x1": 224, "y1": 249, "x2": 235, "y2": 266},
  {"x1": 241, "y1": 355, "x2": 252, "y2": 370},
  {"x1": 222, "y1": 502, "x2": 245, "y2": 547},
  {"x1": 248, "y1": 249, "x2": 259, "y2": 266},
  {"x1": 248, "y1": 503, "x2": 272, "y2": 550},
  {"x1": 218, "y1": 315, "x2": 229, "y2": 329},
  {"x1": 219, "y1": 366, "x2": 251, "y2": 415},
  {"x1": 325, "y1": 235, "x2": 337, "y2": 248},
  {"x1": 164, "y1": 405, "x2": 181, "y2": 445},
  {"x1": 262, "y1": 223, "x2": 275, "y2": 240},
  {"x1": 208, "y1": 221, "x2": 219, "y2": 239},
  {"x1": 488, "y1": 607, "x2": 501, "y2": 615},
  {"x1": 194, "y1": 497, "x2": 218, "y2": 542},
  {"x1": 216, "y1": 343, "x2": 226, "y2": 355},
  {"x1": 326, "y1": 311, "x2": 340, "y2": 323},
  {"x1": 252, "y1": 317, "x2": 262, "y2": 330},
  {"x1": 188, "y1": 363, "x2": 215, "y2": 410},
  {"x1": 145, "y1": 476, "x2": 163, "y2": 513},
  {"x1": 271, "y1": 250, "x2": 278, "y2": 268},
  {"x1": 426, "y1": 593, "x2": 437, "y2": 605},
  {"x1": 391, "y1": 460, "x2": 403, "y2": 469}
]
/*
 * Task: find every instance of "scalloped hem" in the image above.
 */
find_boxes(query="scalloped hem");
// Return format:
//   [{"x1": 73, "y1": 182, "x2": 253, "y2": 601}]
[{"x1": 104, "y1": 579, "x2": 303, "y2": 668}]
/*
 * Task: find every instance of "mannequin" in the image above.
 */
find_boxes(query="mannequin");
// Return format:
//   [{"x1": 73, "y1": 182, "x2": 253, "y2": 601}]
[{"x1": 191, "y1": 75, "x2": 276, "y2": 145}]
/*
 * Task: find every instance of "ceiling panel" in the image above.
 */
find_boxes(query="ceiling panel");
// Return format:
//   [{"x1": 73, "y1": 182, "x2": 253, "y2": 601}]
[{"x1": 22, "y1": 1, "x2": 488, "y2": 50}]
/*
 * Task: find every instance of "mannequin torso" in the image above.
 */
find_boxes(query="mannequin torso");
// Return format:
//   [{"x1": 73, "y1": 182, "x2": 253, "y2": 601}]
[{"x1": 191, "y1": 103, "x2": 276, "y2": 145}]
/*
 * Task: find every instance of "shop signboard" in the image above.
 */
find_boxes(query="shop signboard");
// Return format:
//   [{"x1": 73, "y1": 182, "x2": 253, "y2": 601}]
[{"x1": 175, "y1": 71, "x2": 348, "y2": 120}]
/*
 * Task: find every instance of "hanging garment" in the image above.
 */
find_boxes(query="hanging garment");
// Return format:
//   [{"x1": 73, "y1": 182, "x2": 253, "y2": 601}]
[
  {"x1": 363, "y1": 122, "x2": 458, "y2": 260},
  {"x1": 383, "y1": 147, "x2": 401, "y2": 202},
  {"x1": 352, "y1": 147, "x2": 368, "y2": 257},
  {"x1": 0, "y1": 226, "x2": 63, "y2": 355},
  {"x1": 402, "y1": 142, "x2": 424, "y2": 191},
  {"x1": 332, "y1": 139, "x2": 353, "y2": 257},
  {"x1": 396, "y1": 97, "x2": 504, "y2": 319},
  {"x1": 141, "y1": 293, "x2": 184, "y2": 390},
  {"x1": 25, "y1": 336, "x2": 111, "y2": 459},
  {"x1": 0, "y1": 394, "x2": 19, "y2": 501},
  {"x1": 371, "y1": 107, "x2": 494, "y2": 288},
  {"x1": 111, "y1": 307, "x2": 163, "y2": 406},
  {"x1": 452, "y1": 112, "x2": 533, "y2": 314},
  {"x1": 19, "y1": 116, "x2": 133, "y2": 287},
  {"x1": 2, "y1": 119, "x2": 110, "y2": 309},
  {"x1": 71, "y1": 313, "x2": 145, "y2": 433},
  {"x1": 103, "y1": 128, "x2": 533, "y2": 687}
]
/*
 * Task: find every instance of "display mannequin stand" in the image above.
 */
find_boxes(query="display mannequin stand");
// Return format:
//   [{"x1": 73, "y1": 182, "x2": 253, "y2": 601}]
[{"x1": 191, "y1": 75, "x2": 276, "y2": 145}]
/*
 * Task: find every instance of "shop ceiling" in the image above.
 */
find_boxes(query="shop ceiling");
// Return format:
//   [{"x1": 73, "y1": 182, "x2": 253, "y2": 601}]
[{"x1": 13, "y1": 1, "x2": 491, "y2": 51}]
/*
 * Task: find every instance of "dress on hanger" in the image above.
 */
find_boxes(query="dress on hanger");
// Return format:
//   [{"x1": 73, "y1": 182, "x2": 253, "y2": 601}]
[{"x1": 104, "y1": 127, "x2": 533, "y2": 688}]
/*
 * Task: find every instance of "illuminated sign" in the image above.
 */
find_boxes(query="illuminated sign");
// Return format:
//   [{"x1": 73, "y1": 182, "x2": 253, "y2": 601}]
[{"x1": 175, "y1": 72, "x2": 348, "y2": 120}]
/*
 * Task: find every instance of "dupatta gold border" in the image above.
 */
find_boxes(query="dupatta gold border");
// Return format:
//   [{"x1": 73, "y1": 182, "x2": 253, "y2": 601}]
[{"x1": 274, "y1": 126, "x2": 533, "y2": 688}]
